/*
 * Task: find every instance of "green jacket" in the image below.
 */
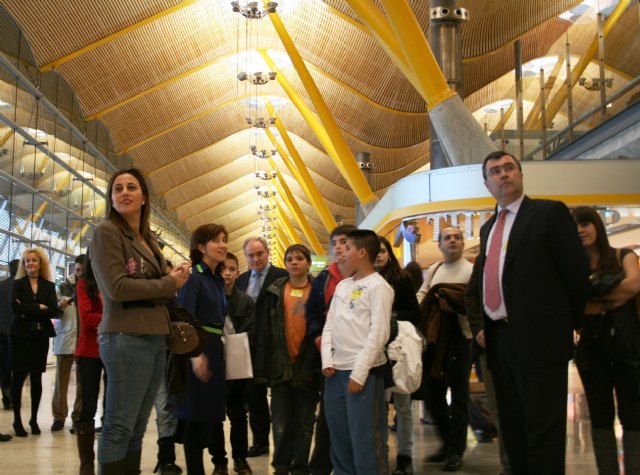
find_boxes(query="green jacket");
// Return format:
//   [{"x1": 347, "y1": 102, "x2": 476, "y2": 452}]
[{"x1": 253, "y1": 275, "x2": 319, "y2": 390}]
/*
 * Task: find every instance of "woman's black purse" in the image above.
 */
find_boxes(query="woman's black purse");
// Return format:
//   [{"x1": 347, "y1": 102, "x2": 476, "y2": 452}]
[{"x1": 589, "y1": 270, "x2": 624, "y2": 298}]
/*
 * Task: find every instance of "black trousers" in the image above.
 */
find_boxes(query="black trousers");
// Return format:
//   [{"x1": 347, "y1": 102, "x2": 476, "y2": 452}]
[
  {"x1": 578, "y1": 350, "x2": 640, "y2": 431},
  {"x1": 246, "y1": 381, "x2": 270, "y2": 447},
  {"x1": 425, "y1": 337, "x2": 472, "y2": 457},
  {"x1": 309, "y1": 381, "x2": 332, "y2": 475},
  {"x1": 77, "y1": 357, "x2": 106, "y2": 423},
  {"x1": 488, "y1": 322, "x2": 568, "y2": 475},
  {"x1": 211, "y1": 379, "x2": 250, "y2": 462}
]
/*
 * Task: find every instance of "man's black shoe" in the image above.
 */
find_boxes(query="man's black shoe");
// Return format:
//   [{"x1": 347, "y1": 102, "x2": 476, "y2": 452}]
[
  {"x1": 443, "y1": 454, "x2": 463, "y2": 472},
  {"x1": 51, "y1": 420, "x2": 65, "y2": 432},
  {"x1": 0, "y1": 432, "x2": 12, "y2": 442},
  {"x1": 246, "y1": 445, "x2": 269, "y2": 457}
]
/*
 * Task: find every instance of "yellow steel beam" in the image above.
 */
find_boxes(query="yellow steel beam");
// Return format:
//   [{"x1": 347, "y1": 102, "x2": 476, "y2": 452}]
[
  {"x1": 277, "y1": 219, "x2": 293, "y2": 250},
  {"x1": 529, "y1": 0, "x2": 631, "y2": 129},
  {"x1": 378, "y1": 0, "x2": 456, "y2": 109},
  {"x1": 260, "y1": 22, "x2": 377, "y2": 207},
  {"x1": 269, "y1": 158, "x2": 324, "y2": 255},
  {"x1": 40, "y1": 0, "x2": 197, "y2": 72},
  {"x1": 342, "y1": 0, "x2": 421, "y2": 92},
  {"x1": 263, "y1": 116, "x2": 337, "y2": 232},
  {"x1": 523, "y1": 56, "x2": 566, "y2": 130},
  {"x1": 276, "y1": 207, "x2": 301, "y2": 246}
]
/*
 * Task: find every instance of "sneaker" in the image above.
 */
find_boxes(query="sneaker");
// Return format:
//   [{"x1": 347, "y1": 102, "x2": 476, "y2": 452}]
[
  {"x1": 51, "y1": 420, "x2": 65, "y2": 432},
  {"x1": 213, "y1": 464, "x2": 228, "y2": 475},
  {"x1": 233, "y1": 458, "x2": 252, "y2": 474}
]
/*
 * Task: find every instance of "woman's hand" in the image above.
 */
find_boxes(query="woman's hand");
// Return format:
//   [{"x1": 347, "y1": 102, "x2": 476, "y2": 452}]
[
  {"x1": 190, "y1": 354, "x2": 212, "y2": 382},
  {"x1": 38, "y1": 304, "x2": 48, "y2": 310},
  {"x1": 170, "y1": 262, "x2": 191, "y2": 289}
]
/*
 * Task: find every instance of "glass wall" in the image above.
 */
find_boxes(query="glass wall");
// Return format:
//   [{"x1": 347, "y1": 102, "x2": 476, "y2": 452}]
[{"x1": 0, "y1": 7, "x2": 188, "y2": 278}]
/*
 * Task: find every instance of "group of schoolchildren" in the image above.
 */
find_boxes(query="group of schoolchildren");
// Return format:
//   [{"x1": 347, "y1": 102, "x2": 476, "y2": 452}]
[{"x1": 249, "y1": 225, "x2": 396, "y2": 475}]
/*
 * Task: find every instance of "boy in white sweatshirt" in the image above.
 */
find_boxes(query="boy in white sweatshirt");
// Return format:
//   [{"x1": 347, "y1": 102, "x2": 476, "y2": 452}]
[{"x1": 321, "y1": 229, "x2": 394, "y2": 475}]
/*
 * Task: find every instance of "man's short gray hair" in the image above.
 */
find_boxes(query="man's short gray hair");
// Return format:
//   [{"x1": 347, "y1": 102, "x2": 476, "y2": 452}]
[{"x1": 243, "y1": 236, "x2": 270, "y2": 254}]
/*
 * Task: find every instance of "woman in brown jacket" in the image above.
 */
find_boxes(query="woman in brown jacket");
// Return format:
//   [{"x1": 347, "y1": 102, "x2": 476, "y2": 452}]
[{"x1": 89, "y1": 168, "x2": 189, "y2": 474}]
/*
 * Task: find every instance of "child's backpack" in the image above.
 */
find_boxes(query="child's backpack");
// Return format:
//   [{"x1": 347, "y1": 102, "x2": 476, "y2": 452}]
[{"x1": 386, "y1": 320, "x2": 425, "y2": 394}]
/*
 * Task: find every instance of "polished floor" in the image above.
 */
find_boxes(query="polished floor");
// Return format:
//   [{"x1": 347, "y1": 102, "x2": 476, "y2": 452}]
[{"x1": 0, "y1": 362, "x2": 618, "y2": 474}]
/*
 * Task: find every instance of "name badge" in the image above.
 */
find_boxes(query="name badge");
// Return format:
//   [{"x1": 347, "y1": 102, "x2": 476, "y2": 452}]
[
  {"x1": 290, "y1": 289, "x2": 304, "y2": 298},
  {"x1": 350, "y1": 290, "x2": 363, "y2": 301}
]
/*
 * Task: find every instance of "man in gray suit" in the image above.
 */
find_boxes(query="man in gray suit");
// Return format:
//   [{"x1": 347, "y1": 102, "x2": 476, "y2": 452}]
[{"x1": 236, "y1": 237, "x2": 287, "y2": 457}]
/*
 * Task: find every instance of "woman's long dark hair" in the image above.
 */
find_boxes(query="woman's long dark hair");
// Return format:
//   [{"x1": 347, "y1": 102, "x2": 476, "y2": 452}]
[
  {"x1": 106, "y1": 168, "x2": 152, "y2": 241},
  {"x1": 377, "y1": 236, "x2": 403, "y2": 286},
  {"x1": 82, "y1": 257, "x2": 101, "y2": 303},
  {"x1": 572, "y1": 206, "x2": 618, "y2": 272}
]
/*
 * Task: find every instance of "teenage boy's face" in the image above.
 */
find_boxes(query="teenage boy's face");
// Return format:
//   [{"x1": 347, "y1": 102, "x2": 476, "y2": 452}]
[
  {"x1": 330, "y1": 234, "x2": 348, "y2": 262},
  {"x1": 221, "y1": 258, "x2": 240, "y2": 286},
  {"x1": 285, "y1": 250, "x2": 310, "y2": 280},
  {"x1": 343, "y1": 238, "x2": 363, "y2": 275}
]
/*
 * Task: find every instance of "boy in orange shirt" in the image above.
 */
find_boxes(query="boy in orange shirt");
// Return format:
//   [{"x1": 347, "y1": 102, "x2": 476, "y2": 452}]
[{"x1": 253, "y1": 244, "x2": 319, "y2": 475}]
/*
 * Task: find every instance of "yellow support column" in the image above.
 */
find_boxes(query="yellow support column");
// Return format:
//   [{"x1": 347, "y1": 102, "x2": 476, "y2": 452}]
[
  {"x1": 377, "y1": 0, "x2": 455, "y2": 108},
  {"x1": 342, "y1": 0, "x2": 421, "y2": 92},
  {"x1": 276, "y1": 207, "x2": 302, "y2": 246},
  {"x1": 529, "y1": 0, "x2": 631, "y2": 130},
  {"x1": 268, "y1": 158, "x2": 324, "y2": 255},
  {"x1": 259, "y1": 19, "x2": 378, "y2": 209},
  {"x1": 264, "y1": 120, "x2": 336, "y2": 232}
]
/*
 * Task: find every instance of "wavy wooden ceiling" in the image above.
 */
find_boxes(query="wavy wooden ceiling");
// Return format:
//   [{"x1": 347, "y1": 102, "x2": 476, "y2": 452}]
[{"x1": 1, "y1": 0, "x2": 637, "y2": 260}]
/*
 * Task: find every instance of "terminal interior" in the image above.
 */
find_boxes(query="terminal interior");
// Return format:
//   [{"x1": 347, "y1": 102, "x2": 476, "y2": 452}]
[{"x1": 0, "y1": 0, "x2": 638, "y2": 473}]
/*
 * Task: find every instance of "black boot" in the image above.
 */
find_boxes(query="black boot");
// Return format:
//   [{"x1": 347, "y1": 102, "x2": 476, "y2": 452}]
[
  {"x1": 592, "y1": 428, "x2": 619, "y2": 475},
  {"x1": 153, "y1": 437, "x2": 182, "y2": 475},
  {"x1": 123, "y1": 450, "x2": 141, "y2": 475},
  {"x1": 75, "y1": 421, "x2": 96, "y2": 475}
]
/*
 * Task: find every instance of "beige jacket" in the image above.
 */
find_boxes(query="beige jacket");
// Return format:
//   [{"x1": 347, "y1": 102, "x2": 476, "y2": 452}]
[{"x1": 89, "y1": 220, "x2": 176, "y2": 335}]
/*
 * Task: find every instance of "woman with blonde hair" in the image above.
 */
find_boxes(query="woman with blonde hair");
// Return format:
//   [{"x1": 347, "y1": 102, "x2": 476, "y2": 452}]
[{"x1": 9, "y1": 247, "x2": 60, "y2": 437}]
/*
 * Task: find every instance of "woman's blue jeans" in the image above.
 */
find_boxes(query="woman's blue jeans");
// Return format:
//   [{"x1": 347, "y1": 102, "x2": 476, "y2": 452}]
[{"x1": 98, "y1": 333, "x2": 166, "y2": 464}]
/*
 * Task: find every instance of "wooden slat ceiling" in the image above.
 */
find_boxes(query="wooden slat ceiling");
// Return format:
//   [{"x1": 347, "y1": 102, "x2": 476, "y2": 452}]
[{"x1": 0, "y1": 0, "x2": 637, "y2": 260}]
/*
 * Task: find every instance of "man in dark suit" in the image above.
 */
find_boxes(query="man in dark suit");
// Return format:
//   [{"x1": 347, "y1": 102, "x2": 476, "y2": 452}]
[
  {"x1": 466, "y1": 151, "x2": 589, "y2": 475},
  {"x1": 236, "y1": 237, "x2": 287, "y2": 457}
]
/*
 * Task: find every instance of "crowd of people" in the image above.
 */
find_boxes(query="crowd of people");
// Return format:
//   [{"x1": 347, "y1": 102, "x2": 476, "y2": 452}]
[{"x1": 0, "y1": 153, "x2": 638, "y2": 475}]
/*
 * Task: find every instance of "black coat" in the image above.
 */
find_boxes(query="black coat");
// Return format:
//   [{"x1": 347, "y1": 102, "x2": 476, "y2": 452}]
[{"x1": 10, "y1": 276, "x2": 60, "y2": 338}]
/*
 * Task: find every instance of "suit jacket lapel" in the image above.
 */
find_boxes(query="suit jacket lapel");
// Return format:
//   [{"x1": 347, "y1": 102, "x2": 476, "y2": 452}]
[{"x1": 504, "y1": 196, "x2": 535, "y2": 273}]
